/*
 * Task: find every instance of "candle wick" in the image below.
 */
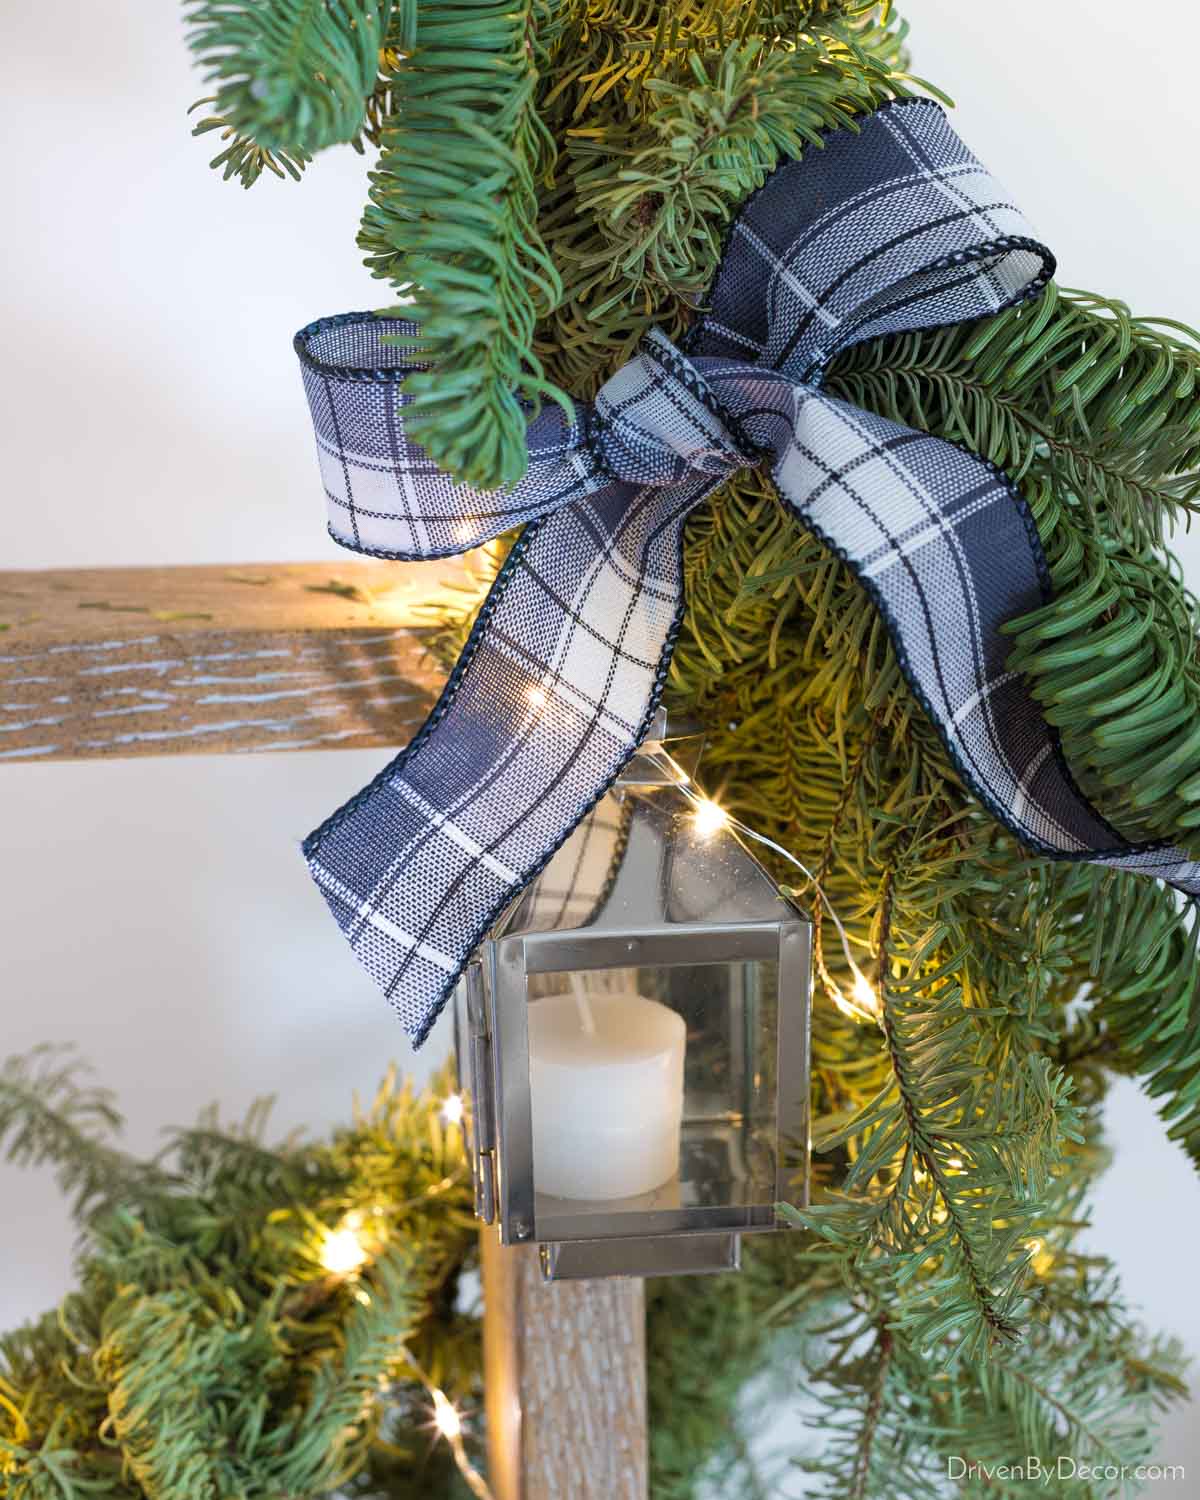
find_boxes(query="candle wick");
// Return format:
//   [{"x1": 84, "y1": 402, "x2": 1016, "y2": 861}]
[{"x1": 569, "y1": 973, "x2": 597, "y2": 1037}]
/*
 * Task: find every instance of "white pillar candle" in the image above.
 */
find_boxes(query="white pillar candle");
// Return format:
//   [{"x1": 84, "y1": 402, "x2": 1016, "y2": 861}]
[{"x1": 528, "y1": 989, "x2": 687, "y2": 1201}]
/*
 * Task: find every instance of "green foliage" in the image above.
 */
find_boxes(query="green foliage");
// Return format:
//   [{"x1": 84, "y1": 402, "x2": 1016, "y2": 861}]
[
  {"x1": 795, "y1": 871, "x2": 1084, "y2": 1357},
  {"x1": 184, "y1": 0, "x2": 398, "y2": 153},
  {"x1": 651, "y1": 454, "x2": 1199, "y2": 1491},
  {"x1": 188, "y1": 98, "x2": 314, "y2": 187},
  {"x1": 796, "y1": 1252, "x2": 1185, "y2": 1499},
  {"x1": 533, "y1": 17, "x2": 915, "y2": 398},
  {"x1": 359, "y1": 0, "x2": 565, "y2": 489},
  {"x1": 0, "y1": 1054, "x2": 481, "y2": 1500},
  {"x1": 177, "y1": 1, "x2": 1200, "y2": 1492},
  {"x1": 646, "y1": 1232, "x2": 826, "y2": 1499},
  {"x1": 1083, "y1": 876, "x2": 1200, "y2": 1164},
  {"x1": 0, "y1": 1046, "x2": 164, "y2": 1225},
  {"x1": 185, "y1": 0, "x2": 919, "y2": 485},
  {"x1": 409, "y1": 295, "x2": 1200, "y2": 1495},
  {"x1": 828, "y1": 287, "x2": 1200, "y2": 549}
]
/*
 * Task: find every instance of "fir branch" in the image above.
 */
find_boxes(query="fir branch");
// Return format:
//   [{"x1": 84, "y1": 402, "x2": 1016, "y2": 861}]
[
  {"x1": 784, "y1": 860, "x2": 1085, "y2": 1359},
  {"x1": 825, "y1": 286, "x2": 1200, "y2": 546},
  {"x1": 0, "y1": 1047, "x2": 171, "y2": 1227},
  {"x1": 646, "y1": 1232, "x2": 828, "y2": 1500},
  {"x1": 359, "y1": 0, "x2": 566, "y2": 490},
  {"x1": 564, "y1": 37, "x2": 904, "y2": 302},
  {"x1": 1003, "y1": 496, "x2": 1200, "y2": 853},
  {"x1": 1082, "y1": 874, "x2": 1200, "y2": 1168},
  {"x1": 849, "y1": 1322, "x2": 893, "y2": 1500},
  {"x1": 267, "y1": 1249, "x2": 420, "y2": 1494},
  {"x1": 927, "y1": 1269, "x2": 1188, "y2": 1499},
  {"x1": 187, "y1": 98, "x2": 313, "y2": 187},
  {"x1": 534, "y1": 10, "x2": 912, "y2": 398},
  {"x1": 184, "y1": 0, "x2": 392, "y2": 153},
  {"x1": 0, "y1": 1061, "x2": 479, "y2": 1500},
  {"x1": 167, "y1": 4, "x2": 1200, "y2": 1489},
  {"x1": 95, "y1": 1284, "x2": 275, "y2": 1499},
  {"x1": 807, "y1": 719, "x2": 882, "y2": 1013},
  {"x1": 796, "y1": 1292, "x2": 947, "y2": 1500}
]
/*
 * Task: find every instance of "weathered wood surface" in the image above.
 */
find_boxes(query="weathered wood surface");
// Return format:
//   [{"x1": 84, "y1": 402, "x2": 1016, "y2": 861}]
[
  {"x1": 481, "y1": 1233, "x2": 647, "y2": 1500},
  {"x1": 0, "y1": 561, "x2": 472, "y2": 762}
]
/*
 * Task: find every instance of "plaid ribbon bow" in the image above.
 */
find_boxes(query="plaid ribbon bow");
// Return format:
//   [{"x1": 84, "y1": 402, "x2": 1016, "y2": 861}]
[{"x1": 296, "y1": 98, "x2": 1200, "y2": 1046}]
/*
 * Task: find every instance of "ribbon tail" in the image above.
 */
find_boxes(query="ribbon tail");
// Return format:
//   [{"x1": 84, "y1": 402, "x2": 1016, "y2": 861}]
[
  {"x1": 303, "y1": 475, "x2": 716, "y2": 1045},
  {"x1": 752, "y1": 383, "x2": 1200, "y2": 896}
]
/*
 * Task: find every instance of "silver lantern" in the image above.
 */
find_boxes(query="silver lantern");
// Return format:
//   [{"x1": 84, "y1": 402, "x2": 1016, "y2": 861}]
[{"x1": 453, "y1": 711, "x2": 812, "y2": 1281}]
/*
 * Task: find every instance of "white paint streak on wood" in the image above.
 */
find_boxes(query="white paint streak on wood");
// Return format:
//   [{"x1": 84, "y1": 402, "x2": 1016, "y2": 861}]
[
  {"x1": 0, "y1": 715, "x2": 67, "y2": 733},
  {"x1": 0, "y1": 744, "x2": 61, "y2": 760}
]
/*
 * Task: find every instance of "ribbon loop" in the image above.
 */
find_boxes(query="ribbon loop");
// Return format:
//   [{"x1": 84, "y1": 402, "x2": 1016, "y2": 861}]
[
  {"x1": 296, "y1": 99, "x2": 1200, "y2": 1047},
  {"x1": 692, "y1": 101, "x2": 1053, "y2": 380},
  {"x1": 295, "y1": 313, "x2": 601, "y2": 559},
  {"x1": 589, "y1": 330, "x2": 758, "y2": 487}
]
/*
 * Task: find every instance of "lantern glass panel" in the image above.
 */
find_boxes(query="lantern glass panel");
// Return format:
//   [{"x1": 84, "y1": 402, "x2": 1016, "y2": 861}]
[{"x1": 524, "y1": 953, "x2": 784, "y2": 1241}]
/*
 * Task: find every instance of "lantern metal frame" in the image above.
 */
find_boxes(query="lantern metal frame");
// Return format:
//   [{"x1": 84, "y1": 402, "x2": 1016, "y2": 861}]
[
  {"x1": 456, "y1": 899, "x2": 811, "y2": 1281},
  {"x1": 454, "y1": 710, "x2": 813, "y2": 1280}
]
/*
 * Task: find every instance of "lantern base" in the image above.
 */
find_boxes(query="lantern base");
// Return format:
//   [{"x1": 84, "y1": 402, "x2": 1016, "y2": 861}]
[{"x1": 538, "y1": 1231, "x2": 742, "y2": 1282}]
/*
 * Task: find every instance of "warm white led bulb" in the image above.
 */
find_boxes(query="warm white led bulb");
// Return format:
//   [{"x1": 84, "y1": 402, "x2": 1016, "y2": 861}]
[
  {"x1": 320, "y1": 1225, "x2": 368, "y2": 1275},
  {"x1": 692, "y1": 798, "x2": 728, "y2": 837},
  {"x1": 851, "y1": 969, "x2": 878, "y2": 1017},
  {"x1": 433, "y1": 1388, "x2": 462, "y2": 1440}
]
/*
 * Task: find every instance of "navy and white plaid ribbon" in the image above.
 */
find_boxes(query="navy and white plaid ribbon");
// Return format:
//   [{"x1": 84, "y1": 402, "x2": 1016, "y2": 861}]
[{"x1": 295, "y1": 99, "x2": 1200, "y2": 1046}]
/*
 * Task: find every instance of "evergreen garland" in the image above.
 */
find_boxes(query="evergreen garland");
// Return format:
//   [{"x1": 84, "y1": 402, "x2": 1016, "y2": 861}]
[
  {"x1": 0, "y1": 1051, "x2": 1187, "y2": 1498},
  {"x1": 51, "y1": 1, "x2": 1192, "y2": 1492},
  {"x1": 1, "y1": 1048, "x2": 483, "y2": 1500}
]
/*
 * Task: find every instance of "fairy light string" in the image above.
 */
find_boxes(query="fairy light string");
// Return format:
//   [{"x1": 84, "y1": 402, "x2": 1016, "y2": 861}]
[
  {"x1": 430, "y1": 1386, "x2": 492, "y2": 1499},
  {"x1": 407, "y1": 1362, "x2": 493, "y2": 1500},
  {"x1": 647, "y1": 747, "x2": 882, "y2": 1024}
]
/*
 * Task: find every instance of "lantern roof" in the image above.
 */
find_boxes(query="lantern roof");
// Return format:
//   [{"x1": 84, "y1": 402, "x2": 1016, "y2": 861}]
[{"x1": 494, "y1": 781, "x2": 803, "y2": 940}]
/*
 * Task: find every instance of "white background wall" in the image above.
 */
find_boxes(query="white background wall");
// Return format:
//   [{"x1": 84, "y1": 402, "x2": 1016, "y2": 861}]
[{"x1": 2, "y1": 1, "x2": 1198, "y2": 1490}]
